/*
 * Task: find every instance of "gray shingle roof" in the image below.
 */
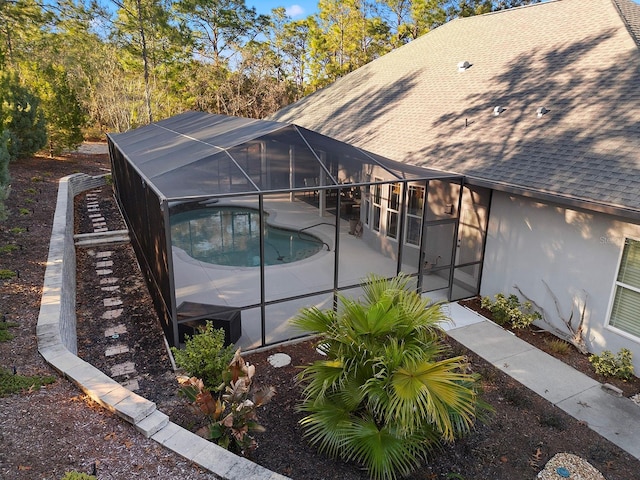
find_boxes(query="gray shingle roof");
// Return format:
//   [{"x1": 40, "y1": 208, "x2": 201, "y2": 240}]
[
  {"x1": 270, "y1": 0, "x2": 640, "y2": 219},
  {"x1": 614, "y1": 0, "x2": 640, "y2": 47}
]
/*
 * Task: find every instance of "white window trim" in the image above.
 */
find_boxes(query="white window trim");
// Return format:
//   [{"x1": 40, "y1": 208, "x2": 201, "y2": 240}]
[
  {"x1": 386, "y1": 182, "x2": 401, "y2": 241},
  {"x1": 605, "y1": 236, "x2": 640, "y2": 343},
  {"x1": 404, "y1": 184, "x2": 424, "y2": 248}
]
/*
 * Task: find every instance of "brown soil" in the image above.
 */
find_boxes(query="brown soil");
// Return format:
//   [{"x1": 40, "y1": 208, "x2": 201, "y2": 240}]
[{"x1": 2, "y1": 148, "x2": 640, "y2": 480}]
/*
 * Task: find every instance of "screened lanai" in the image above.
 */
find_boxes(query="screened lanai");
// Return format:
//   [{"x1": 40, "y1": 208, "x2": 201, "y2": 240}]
[{"x1": 107, "y1": 111, "x2": 489, "y2": 349}]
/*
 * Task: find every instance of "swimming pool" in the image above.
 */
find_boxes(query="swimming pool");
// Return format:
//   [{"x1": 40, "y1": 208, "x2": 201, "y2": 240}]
[{"x1": 170, "y1": 206, "x2": 325, "y2": 267}]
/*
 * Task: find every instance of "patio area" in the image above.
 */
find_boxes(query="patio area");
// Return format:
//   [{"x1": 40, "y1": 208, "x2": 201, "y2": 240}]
[
  {"x1": 171, "y1": 193, "x2": 455, "y2": 349},
  {"x1": 108, "y1": 111, "x2": 482, "y2": 348}
]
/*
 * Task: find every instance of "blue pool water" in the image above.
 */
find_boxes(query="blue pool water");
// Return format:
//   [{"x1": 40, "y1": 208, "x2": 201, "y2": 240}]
[{"x1": 170, "y1": 206, "x2": 325, "y2": 267}]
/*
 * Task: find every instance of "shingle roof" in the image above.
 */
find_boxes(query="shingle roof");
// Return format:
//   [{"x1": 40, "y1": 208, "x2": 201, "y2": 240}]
[
  {"x1": 614, "y1": 0, "x2": 640, "y2": 46},
  {"x1": 270, "y1": 0, "x2": 640, "y2": 219}
]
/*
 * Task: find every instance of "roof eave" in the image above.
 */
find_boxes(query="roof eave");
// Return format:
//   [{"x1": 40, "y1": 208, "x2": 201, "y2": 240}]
[{"x1": 466, "y1": 176, "x2": 640, "y2": 224}]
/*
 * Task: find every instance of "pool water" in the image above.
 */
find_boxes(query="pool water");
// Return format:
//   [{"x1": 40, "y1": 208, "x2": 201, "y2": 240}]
[{"x1": 170, "y1": 206, "x2": 325, "y2": 267}]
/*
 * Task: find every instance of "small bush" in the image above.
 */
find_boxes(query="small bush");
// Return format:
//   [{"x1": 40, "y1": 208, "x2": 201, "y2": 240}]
[
  {"x1": 0, "y1": 244, "x2": 18, "y2": 254},
  {"x1": 0, "y1": 368, "x2": 56, "y2": 396},
  {"x1": 0, "y1": 269, "x2": 16, "y2": 280},
  {"x1": 0, "y1": 321, "x2": 18, "y2": 342},
  {"x1": 546, "y1": 338, "x2": 571, "y2": 356},
  {"x1": 589, "y1": 348, "x2": 635, "y2": 381},
  {"x1": 19, "y1": 207, "x2": 30, "y2": 216},
  {"x1": 178, "y1": 349, "x2": 275, "y2": 456},
  {"x1": 9, "y1": 227, "x2": 25, "y2": 234},
  {"x1": 60, "y1": 471, "x2": 97, "y2": 480},
  {"x1": 539, "y1": 413, "x2": 566, "y2": 430},
  {"x1": 481, "y1": 293, "x2": 541, "y2": 329},
  {"x1": 171, "y1": 321, "x2": 235, "y2": 392}
]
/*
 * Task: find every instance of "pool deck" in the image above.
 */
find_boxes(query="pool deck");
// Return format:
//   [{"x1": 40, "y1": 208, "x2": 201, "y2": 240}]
[{"x1": 171, "y1": 194, "x2": 451, "y2": 348}]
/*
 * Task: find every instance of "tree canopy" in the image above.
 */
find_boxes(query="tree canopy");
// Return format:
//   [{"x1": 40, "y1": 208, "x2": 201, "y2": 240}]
[{"x1": 1, "y1": 0, "x2": 540, "y2": 137}]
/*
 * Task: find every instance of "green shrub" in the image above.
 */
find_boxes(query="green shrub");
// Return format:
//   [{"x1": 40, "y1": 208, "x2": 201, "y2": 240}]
[
  {"x1": 481, "y1": 293, "x2": 541, "y2": 329},
  {"x1": 589, "y1": 348, "x2": 635, "y2": 381},
  {"x1": 9, "y1": 227, "x2": 25, "y2": 234},
  {"x1": 0, "y1": 321, "x2": 18, "y2": 342},
  {"x1": 0, "y1": 269, "x2": 16, "y2": 280},
  {"x1": 546, "y1": 338, "x2": 571, "y2": 356},
  {"x1": 19, "y1": 207, "x2": 30, "y2": 216},
  {"x1": 0, "y1": 244, "x2": 18, "y2": 254},
  {"x1": 0, "y1": 368, "x2": 56, "y2": 396},
  {"x1": 171, "y1": 321, "x2": 235, "y2": 392},
  {"x1": 178, "y1": 349, "x2": 275, "y2": 456},
  {"x1": 60, "y1": 471, "x2": 97, "y2": 480},
  {"x1": 292, "y1": 273, "x2": 487, "y2": 480}
]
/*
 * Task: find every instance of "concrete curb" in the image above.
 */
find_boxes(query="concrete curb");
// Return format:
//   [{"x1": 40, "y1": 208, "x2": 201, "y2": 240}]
[{"x1": 36, "y1": 174, "x2": 290, "y2": 480}]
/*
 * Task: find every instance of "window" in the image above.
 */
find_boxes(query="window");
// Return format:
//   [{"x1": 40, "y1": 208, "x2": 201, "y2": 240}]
[
  {"x1": 386, "y1": 183, "x2": 401, "y2": 239},
  {"x1": 609, "y1": 239, "x2": 640, "y2": 338},
  {"x1": 405, "y1": 184, "x2": 425, "y2": 246},
  {"x1": 372, "y1": 178, "x2": 382, "y2": 232}
]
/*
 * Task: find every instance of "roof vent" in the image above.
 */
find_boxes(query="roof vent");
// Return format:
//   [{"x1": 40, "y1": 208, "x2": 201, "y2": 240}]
[
  {"x1": 537, "y1": 107, "x2": 549, "y2": 118},
  {"x1": 458, "y1": 60, "x2": 471, "y2": 72},
  {"x1": 493, "y1": 106, "x2": 505, "y2": 116}
]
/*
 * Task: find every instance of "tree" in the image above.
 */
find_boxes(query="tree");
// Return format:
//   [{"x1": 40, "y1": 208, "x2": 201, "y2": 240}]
[
  {"x1": 292, "y1": 274, "x2": 487, "y2": 480},
  {"x1": 0, "y1": 0, "x2": 51, "y2": 68},
  {"x1": 112, "y1": 0, "x2": 186, "y2": 123},
  {"x1": 35, "y1": 65, "x2": 87, "y2": 154},
  {"x1": 175, "y1": 0, "x2": 269, "y2": 66},
  {"x1": 175, "y1": 0, "x2": 271, "y2": 114},
  {"x1": 0, "y1": 130, "x2": 10, "y2": 221},
  {"x1": 308, "y1": 0, "x2": 391, "y2": 89},
  {"x1": 267, "y1": 8, "x2": 311, "y2": 99},
  {"x1": 0, "y1": 71, "x2": 47, "y2": 160}
]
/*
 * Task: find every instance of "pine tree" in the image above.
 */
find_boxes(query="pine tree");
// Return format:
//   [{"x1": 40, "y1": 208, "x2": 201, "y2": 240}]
[{"x1": 0, "y1": 72, "x2": 47, "y2": 161}]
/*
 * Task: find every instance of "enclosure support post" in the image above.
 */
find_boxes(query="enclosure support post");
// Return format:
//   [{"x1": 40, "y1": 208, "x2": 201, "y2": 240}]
[
  {"x1": 289, "y1": 145, "x2": 295, "y2": 202},
  {"x1": 259, "y1": 195, "x2": 266, "y2": 347}
]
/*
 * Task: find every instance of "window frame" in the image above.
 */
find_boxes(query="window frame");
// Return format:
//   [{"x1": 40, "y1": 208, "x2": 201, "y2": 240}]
[
  {"x1": 606, "y1": 237, "x2": 640, "y2": 342},
  {"x1": 386, "y1": 182, "x2": 401, "y2": 240},
  {"x1": 404, "y1": 183, "x2": 425, "y2": 247}
]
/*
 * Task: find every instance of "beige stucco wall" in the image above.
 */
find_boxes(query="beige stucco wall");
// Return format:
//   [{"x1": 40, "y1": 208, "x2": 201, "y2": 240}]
[{"x1": 481, "y1": 191, "x2": 640, "y2": 372}]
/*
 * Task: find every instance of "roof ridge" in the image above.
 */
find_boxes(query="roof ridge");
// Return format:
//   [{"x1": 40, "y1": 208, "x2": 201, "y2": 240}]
[{"x1": 612, "y1": 0, "x2": 640, "y2": 48}]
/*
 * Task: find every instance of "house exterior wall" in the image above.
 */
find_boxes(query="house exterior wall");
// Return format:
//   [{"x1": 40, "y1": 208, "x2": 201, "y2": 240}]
[{"x1": 481, "y1": 191, "x2": 640, "y2": 372}]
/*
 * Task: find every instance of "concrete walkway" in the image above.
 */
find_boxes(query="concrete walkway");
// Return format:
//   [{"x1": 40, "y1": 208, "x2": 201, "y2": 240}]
[{"x1": 443, "y1": 302, "x2": 640, "y2": 461}]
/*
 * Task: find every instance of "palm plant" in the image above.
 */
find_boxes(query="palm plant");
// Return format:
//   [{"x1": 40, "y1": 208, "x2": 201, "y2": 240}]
[{"x1": 292, "y1": 274, "x2": 486, "y2": 480}]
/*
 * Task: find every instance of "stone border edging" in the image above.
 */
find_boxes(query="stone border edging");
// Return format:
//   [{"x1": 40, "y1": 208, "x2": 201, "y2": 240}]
[{"x1": 36, "y1": 174, "x2": 289, "y2": 480}]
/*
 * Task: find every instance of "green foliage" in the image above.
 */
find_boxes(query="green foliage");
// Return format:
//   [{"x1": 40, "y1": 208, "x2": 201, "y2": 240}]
[
  {"x1": 177, "y1": 349, "x2": 275, "y2": 456},
  {"x1": 0, "y1": 269, "x2": 17, "y2": 280},
  {"x1": 0, "y1": 368, "x2": 56, "y2": 396},
  {"x1": 0, "y1": 244, "x2": 19, "y2": 254},
  {"x1": 171, "y1": 321, "x2": 235, "y2": 392},
  {"x1": 481, "y1": 293, "x2": 541, "y2": 329},
  {"x1": 589, "y1": 349, "x2": 635, "y2": 381},
  {"x1": 9, "y1": 227, "x2": 26, "y2": 234},
  {"x1": 545, "y1": 338, "x2": 571, "y2": 356},
  {"x1": 36, "y1": 64, "x2": 87, "y2": 154},
  {"x1": 60, "y1": 471, "x2": 97, "y2": 480},
  {"x1": 0, "y1": 321, "x2": 18, "y2": 342},
  {"x1": 0, "y1": 72, "x2": 47, "y2": 160},
  {"x1": 292, "y1": 273, "x2": 486, "y2": 480},
  {"x1": 19, "y1": 207, "x2": 30, "y2": 216},
  {"x1": 0, "y1": 129, "x2": 10, "y2": 221}
]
